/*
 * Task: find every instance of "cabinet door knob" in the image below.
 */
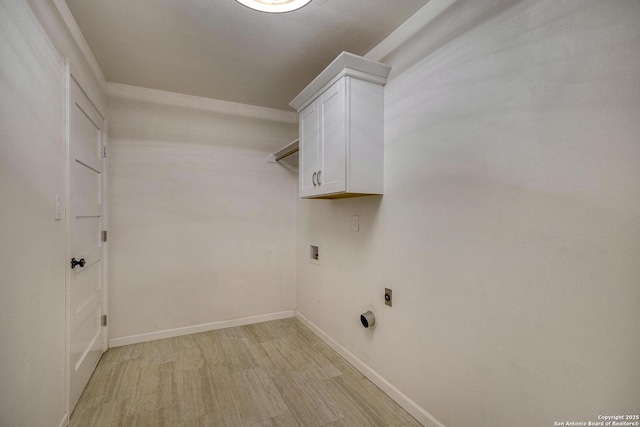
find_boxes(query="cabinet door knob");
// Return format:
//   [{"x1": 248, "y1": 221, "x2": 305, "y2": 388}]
[
  {"x1": 312, "y1": 172, "x2": 317, "y2": 186},
  {"x1": 317, "y1": 170, "x2": 322, "y2": 185}
]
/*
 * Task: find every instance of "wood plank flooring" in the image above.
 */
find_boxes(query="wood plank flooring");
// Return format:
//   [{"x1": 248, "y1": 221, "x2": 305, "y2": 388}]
[{"x1": 70, "y1": 318, "x2": 422, "y2": 427}]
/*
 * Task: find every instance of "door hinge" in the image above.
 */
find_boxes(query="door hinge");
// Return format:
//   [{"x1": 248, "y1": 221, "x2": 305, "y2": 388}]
[
  {"x1": 102, "y1": 230, "x2": 107, "y2": 242},
  {"x1": 101, "y1": 146, "x2": 107, "y2": 158},
  {"x1": 101, "y1": 314, "x2": 107, "y2": 327}
]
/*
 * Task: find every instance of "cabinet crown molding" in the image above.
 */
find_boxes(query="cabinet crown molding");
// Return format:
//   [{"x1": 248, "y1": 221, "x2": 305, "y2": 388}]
[{"x1": 289, "y1": 52, "x2": 391, "y2": 112}]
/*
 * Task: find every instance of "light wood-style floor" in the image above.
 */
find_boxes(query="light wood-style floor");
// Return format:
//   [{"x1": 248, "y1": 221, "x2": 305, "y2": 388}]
[{"x1": 71, "y1": 318, "x2": 421, "y2": 427}]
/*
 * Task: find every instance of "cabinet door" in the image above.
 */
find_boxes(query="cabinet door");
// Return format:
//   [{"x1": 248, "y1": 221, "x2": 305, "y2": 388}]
[
  {"x1": 318, "y1": 78, "x2": 346, "y2": 195},
  {"x1": 299, "y1": 100, "x2": 319, "y2": 197}
]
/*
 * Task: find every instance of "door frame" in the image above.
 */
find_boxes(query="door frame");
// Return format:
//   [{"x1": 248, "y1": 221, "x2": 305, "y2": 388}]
[{"x1": 64, "y1": 60, "x2": 109, "y2": 420}]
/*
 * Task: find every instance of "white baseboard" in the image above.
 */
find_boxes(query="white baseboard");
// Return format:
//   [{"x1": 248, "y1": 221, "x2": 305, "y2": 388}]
[
  {"x1": 109, "y1": 310, "x2": 295, "y2": 347},
  {"x1": 57, "y1": 413, "x2": 69, "y2": 427},
  {"x1": 295, "y1": 311, "x2": 445, "y2": 427}
]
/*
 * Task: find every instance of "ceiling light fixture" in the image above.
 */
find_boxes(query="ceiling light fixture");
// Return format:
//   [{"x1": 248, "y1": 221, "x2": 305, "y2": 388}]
[{"x1": 235, "y1": 0, "x2": 311, "y2": 13}]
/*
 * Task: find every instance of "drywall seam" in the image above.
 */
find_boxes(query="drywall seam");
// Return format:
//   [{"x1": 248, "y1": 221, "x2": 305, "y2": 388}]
[
  {"x1": 108, "y1": 311, "x2": 295, "y2": 347},
  {"x1": 107, "y1": 82, "x2": 298, "y2": 123},
  {"x1": 295, "y1": 311, "x2": 446, "y2": 427},
  {"x1": 365, "y1": 0, "x2": 457, "y2": 62}
]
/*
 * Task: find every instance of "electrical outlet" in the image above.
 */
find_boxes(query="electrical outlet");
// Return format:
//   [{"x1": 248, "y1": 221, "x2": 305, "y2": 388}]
[
  {"x1": 352, "y1": 215, "x2": 359, "y2": 232},
  {"x1": 310, "y1": 244, "x2": 319, "y2": 265}
]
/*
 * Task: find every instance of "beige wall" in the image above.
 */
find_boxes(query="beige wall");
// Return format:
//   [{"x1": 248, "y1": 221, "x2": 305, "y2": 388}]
[
  {"x1": 296, "y1": 1, "x2": 640, "y2": 426},
  {"x1": 1, "y1": 1, "x2": 106, "y2": 425},
  {"x1": 107, "y1": 84, "x2": 299, "y2": 340},
  {"x1": 1, "y1": 1, "x2": 66, "y2": 426}
]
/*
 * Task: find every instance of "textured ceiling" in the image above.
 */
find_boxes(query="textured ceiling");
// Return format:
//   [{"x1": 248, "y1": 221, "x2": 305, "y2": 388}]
[{"x1": 65, "y1": 0, "x2": 429, "y2": 110}]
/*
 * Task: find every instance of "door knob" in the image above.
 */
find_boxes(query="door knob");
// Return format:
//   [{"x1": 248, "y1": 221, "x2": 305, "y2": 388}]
[{"x1": 71, "y1": 258, "x2": 86, "y2": 269}]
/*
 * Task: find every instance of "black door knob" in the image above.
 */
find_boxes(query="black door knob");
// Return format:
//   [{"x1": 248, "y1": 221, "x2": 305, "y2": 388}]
[{"x1": 71, "y1": 258, "x2": 86, "y2": 269}]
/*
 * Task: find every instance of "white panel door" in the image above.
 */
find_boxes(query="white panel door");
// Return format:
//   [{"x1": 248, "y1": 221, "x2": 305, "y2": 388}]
[
  {"x1": 300, "y1": 100, "x2": 320, "y2": 197},
  {"x1": 69, "y1": 78, "x2": 106, "y2": 412},
  {"x1": 319, "y1": 78, "x2": 346, "y2": 195}
]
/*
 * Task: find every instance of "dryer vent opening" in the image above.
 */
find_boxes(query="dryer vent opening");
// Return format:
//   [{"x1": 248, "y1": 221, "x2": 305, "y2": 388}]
[{"x1": 360, "y1": 311, "x2": 375, "y2": 328}]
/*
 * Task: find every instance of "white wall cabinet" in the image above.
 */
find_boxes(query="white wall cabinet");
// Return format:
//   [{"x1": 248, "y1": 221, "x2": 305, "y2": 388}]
[{"x1": 290, "y1": 52, "x2": 391, "y2": 199}]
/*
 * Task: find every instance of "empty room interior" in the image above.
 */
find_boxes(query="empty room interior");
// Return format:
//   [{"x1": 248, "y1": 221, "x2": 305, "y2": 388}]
[{"x1": 1, "y1": 0, "x2": 639, "y2": 426}]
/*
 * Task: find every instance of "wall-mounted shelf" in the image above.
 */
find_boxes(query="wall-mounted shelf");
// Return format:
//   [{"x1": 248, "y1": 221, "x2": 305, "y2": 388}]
[{"x1": 268, "y1": 138, "x2": 299, "y2": 163}]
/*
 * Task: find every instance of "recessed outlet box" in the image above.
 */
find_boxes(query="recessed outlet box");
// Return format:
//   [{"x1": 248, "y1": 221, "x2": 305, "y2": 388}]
[
  {"x1": 384, "y1": 288, "x2": 392, "y2": 306},
  {"x1": 310, "y1": 244, "x2": 319, "y2": 264}
]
